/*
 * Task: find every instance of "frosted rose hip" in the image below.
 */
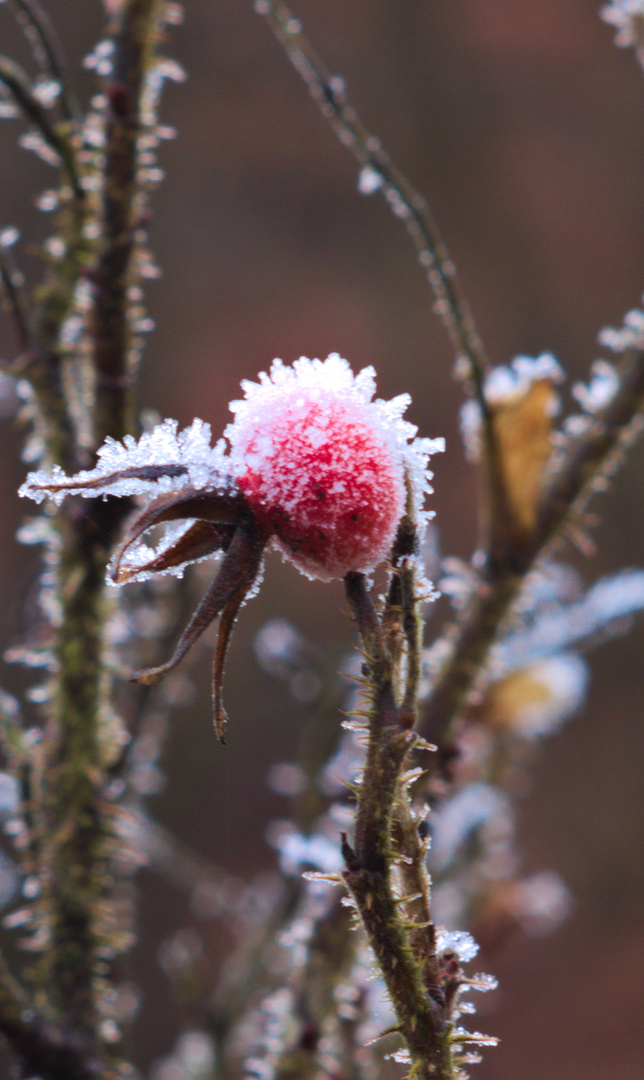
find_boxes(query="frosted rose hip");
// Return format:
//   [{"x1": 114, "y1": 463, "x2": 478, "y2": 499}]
[
  {"x1": 225, "y1": 354, "x2": 437, "y2": 580},
  {"x1": 19, "y1": 352, "x2": 443, "y2": 737}
]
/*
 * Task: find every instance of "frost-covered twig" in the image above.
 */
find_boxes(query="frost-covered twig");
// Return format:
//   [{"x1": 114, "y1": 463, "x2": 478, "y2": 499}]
[
  {"x1": 0, "y1": 236, "x2": 31, "y2": 355},
  {"x1": 254, "y1": 1, "x2": 485, "y2": 384},
  {"x1": 7, "y1": 0, "x2": 81, "y2": 128},
  {"x1": 424, "y1": 346, "x2": 644, "y2": 750},
  {"x1": 0, "y1": 56, "x2": 82, "y2": 198},
  {"x1": 35, "y1": 3, "x2": 169, "y2": 1050}
]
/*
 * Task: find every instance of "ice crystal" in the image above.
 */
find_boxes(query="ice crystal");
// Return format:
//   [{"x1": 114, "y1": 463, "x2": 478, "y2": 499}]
[
  {"x1": 19, "y1": 419, "x2": 229, "y2": 505},
  {"x1": 429, "y1": 783, "x2": 511, "y2": 873},
  {"x1": 436, "y1": 928, "x2": 479, "y2": 963},
  {"x1": 386, "y1": 1048, "x2": 411, "y2": 1063},
  {"x1": 493, "y1": 569, "x2": 644, "y2": 672},
  {"x1": 32, "y1": 79, "x2": 62, "y2": 107},
  {"x1": 358, "y1": 165, "x2": 383, "y2": 194},
  {"x1": 599, "y1": 304, "x2": 644, "y2": 351},
  {"x1": 572, "y1": 360, "x2": 620, "y2": 413}
]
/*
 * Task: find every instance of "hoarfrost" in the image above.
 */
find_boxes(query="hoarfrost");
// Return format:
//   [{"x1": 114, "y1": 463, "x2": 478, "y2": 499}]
[
  {"x1": 512, "y1": 871, "x2": 573, "y2": 936},
  {"x1": 358, "y1": 165, "x2": 383, "y2": 194},
  {"x1": 429, "y1": 783, "x2": 511, "y2": 873},
  {"x1": 0, "y1": 227, "x2": 19, "y2": 248},
  {"x1": 19, "y1": 419, "x2": 230, "y2": 504},
  {"x1": 484, "y1": 353, "x2": 564, "y2": 406},
  {"x1": 572, "y1": 360, "x2": 619, "y2": 413},
  {"x1": 32, "y1": 79, "x2": 62, "y2": 107},
  {"x1": 386, "y1": 1048, "x2": 411, "y2": 1063},
  {"x1": 601, "y1": 1, "x2": 644, "y2": 57},
  {"x1": 436, "y1": 928, "x2": 480, "y2": 963},
  {"x1": 110, "y1": 520, "x2": 217, "y2": 585},
  {"x1": 268, "y1": 823, "x2": 343, "y2": 876},
  {"x1": 599, "y1": 304, "x2": 644, "y2": 350},
  {"x1": 493, "y1": 569, "x2": 644, "y2": 671},
  {"x1": 492, "y1": 654, "x2": 589, "y2": 738}
]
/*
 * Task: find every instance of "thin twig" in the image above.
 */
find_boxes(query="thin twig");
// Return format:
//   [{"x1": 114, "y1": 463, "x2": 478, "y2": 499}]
[
  {"x1": 255, "y1": 1, "x2": 486, "y2": 384},
  {"x1": 0, "y1": 245, "x2": 31, "y2": 356},
  {"x1": 7, "y1": 0, "x2": 82, "y2": 128},
  {"x1": 0, "y1": 56, "x2": 83, "y2": 199}
]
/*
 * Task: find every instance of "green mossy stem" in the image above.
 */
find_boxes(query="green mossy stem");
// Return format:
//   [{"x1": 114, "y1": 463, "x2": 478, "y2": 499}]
[
  {"x1": 40, "y1": 500, "x2": 126, "y2": 1037},
  {"x1": 30, "y1": 0, "x2": 167, "y2": 1053}
]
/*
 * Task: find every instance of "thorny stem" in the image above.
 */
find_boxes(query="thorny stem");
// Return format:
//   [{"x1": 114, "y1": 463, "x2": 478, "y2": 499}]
[
  {"x1": 31, "y1": 0, "x2": 165, "y2": 1055},
  {"x1": 391, "y1": 793, "x2": 443, "y2": 1004},
  {"x1": 343, "y1": 572, "x2": 454, "y2": 1080},
  {"x1": 423, "y1": 347, "x2": 644, "y2": 751},
  {"x1": 0, "y1": 952, "x2": 104, "y2": 1080}
]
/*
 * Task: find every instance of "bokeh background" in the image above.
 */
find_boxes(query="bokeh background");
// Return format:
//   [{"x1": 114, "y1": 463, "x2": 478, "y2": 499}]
[{"x1": 1, "y1": 1, "x2": 644, "y2": 1076}]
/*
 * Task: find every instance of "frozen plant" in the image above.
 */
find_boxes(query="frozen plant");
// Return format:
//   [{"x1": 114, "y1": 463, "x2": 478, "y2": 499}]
[
  {"x1": 0, "y1": 4, "x2": 642, "y2": 1080},
  {"x1": 20, "y1": 354, "x2": 443, "y2": 739}
]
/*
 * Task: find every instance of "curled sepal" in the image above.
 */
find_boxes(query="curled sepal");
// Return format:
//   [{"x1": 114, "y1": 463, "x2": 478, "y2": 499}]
[
  {"x1": 130, "y1": 522, "x2": 267, "y2": 741},
  {"x1": 111, "y1": 486, "x2": 244, "y2": 583},
  {"x1": 20, "y1": 462, "x2": 190, "y2": 504},
  {"x1": 115, "y1": 520, "x2": 235, "y2": 584}
]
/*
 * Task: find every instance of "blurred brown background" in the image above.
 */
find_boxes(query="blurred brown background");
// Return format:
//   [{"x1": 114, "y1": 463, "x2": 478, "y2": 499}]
[{"x1": 1, "y1": 1, "x2": 644, "y2": 1076}]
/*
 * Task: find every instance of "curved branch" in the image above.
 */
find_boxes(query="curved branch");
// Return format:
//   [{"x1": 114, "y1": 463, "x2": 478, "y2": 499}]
[
  {"x1": 7, "y1": 0, "x2": 81, "y2": 127},
  {"x1": 422, "y1": 347, "x2": 644, "y2": 750},
  {"x1": 0, "y1": 245, "x2": 31, "y2": 355},
  {"x1": 0, "y1": 56, "x2": 83, "y2": 198}
]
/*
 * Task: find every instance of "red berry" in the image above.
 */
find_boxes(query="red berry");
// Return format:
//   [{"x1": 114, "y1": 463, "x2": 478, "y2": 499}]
[{"x1": 226, "y1": 355, "x2": 440, "y2": 581}]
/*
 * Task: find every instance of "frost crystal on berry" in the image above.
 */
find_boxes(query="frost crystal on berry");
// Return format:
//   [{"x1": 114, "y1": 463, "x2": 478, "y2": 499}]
[{"x1": 226, "y1": 354, "x2": 444, "y2": 580}]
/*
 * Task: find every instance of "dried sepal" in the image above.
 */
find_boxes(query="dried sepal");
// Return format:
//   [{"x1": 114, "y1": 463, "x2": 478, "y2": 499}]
[
  {"x1": 491, "y1": 377, "x2": 559, "y2": 538},
  {"x1": 110, "y1": 485, "x2": 243, "y2": 583}
]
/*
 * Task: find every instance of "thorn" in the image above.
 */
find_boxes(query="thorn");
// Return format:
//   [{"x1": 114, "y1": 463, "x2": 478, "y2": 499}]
[
  {"x1": 363, "y1": 1024, "x2": 403, "y2": 1046},
  {"x1": 302, "y1": 872, "x2": 343, "y2": 884}
]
